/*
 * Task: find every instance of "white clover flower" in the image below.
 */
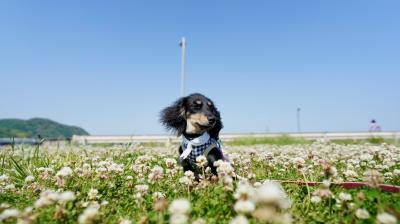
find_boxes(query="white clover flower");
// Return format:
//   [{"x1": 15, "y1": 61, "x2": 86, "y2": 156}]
[
  {"x1": 196, "y1": 155, "x2": 208, "y2": 167},
  {"x1": 34, "y1": 197, "x2": 52, "y2": 208},
  {"x1": 384, "y1": 172, "x2": 393, "y2": 179},
  {"x1": 88, "y1": 188, "x2": 99, "y2": 200},
  {"x1": 4, "y1": 184, "x2": 15, "y2": 191},
  {"x1": 108, "y1": 162, "x2": 124, "y2": 174},
  {"x1": 376, "y1": 212, "x2": 397, "y2": 224},
  {"x1": 369, "y1": 160, "x2": 377, "y2": 168},
  {"x1": 223, "y1": 176, "x2": 234, "y2": 186},
  {"x1": 148, "y1": 166, "x2": 163, "y2": 183},
  {"x1": 272, "y1": 213, "x2": 292, "y2": 224},
  {"x1": 165, "y1": 158, "x2": 177, "y2": 169},
  {"x1": 310, "y1": 196, "x2": 322, "y2": 204},
  {"x1": 82, "y1": 201, "x2": 89, "y2": 208},
  {"x1": 58, "y1": 191, "x2": 76, "y2": 204},
  {"x1": 0, "y1": 174, "x2": 9, "y2": 183},
  {"x1": 95, "y1": 167, "x2": 108, "y2": 178},
  {"x1": 234, "y1": 182, "x2": 254, "y2": 200},
  {"x1": 214, "y1": 160, "x2": 223, "y2": 167},
  {"x1": 215, "y1": 160, "x2": 235, "y2": 177},
  {"x1": 253, "y1": 181, "x2": 291, "y2": 209},
  {"x1": 0, "y1": 203, "x2": 10, "y2": 209},
  {"x1": 78, "y1": 207, "x2": 99, "y2": 224},
  {"x1": 135, "y1": 192, "x2": 144, "y2": 200},
  {"x1": 382, "y1": 164, "x2": 391, "y2": 171},
  {"x1": 75, "y1": 167, "x2": 84, "y2": 176},
  {"x1": 169, "y1": 213, "x2": 188, "y2": 224},
  {"x1": 192, "y1": 218, "x2": 206, "y2": 224},
  {"x1": 135, "y1": 155, "x2": 152, "y2": 164},
  {"x1": 152, "y1": 192, "x2": 165, "y2": 200},
  {"x1": 168, "y1": 198, "x2": 191, "y2": 224},
  {"x1": 101, "y1": 200, "x2": 109, "y2": 206},
  {"x1": 97, "y1": 161, "x2": 110, "y2": 167},
  {"x1": 169, "y1": 198, "x2": 191, "y2": 215},
  {"x1": 37, "y1": 167, "x2": 53, "y2": 180},
  {"x1": 184, "y1": 170, "x2": 195, "y2": 179},
  {"x1": 322, "y1": 179, "x2": 331, "y2": 188},
  {"x1": 229, "y1": 215, "x2": 248, "y2": 224},
  {"x1": 343, "y1": 170, "x2": 358, "y2": 180},
  {"x1": 56, "y1": 167, "x2": 73, "y2": 177},
  {"x1": 119, "y1": 219, "x2": 132, "y2": 224},
  {"x1": 0, "y1": 208, "x2": 20, "y2": 221},
  {"x1": 363, "y1": 169, "x2": 384, "y2": 187},
  {"x1": 253, "y1": 182, "x2": 262, "y2": 187},
  {"x1": 328, "y1": 166, "x2": 338, "y2": 177},
  {"x1": 135, "y1": 184, "x2": 149, "y2": 194},
  {"x1": 83, "y1": 163, "x2": 91, "y2": 170},
  {"x1": 338, "y1": 192, "x2": 352, "y2": 202},
  {"x1": 265, "y1": 152, "x2": 274, "y2": 160},
  {"x1": 247, "y1": 172, "x2": 256, "y2": 179},
  {"x1": 23, "y1": 206, "x2": 33, "y2": 214},
  {"x1": 360, "y1": 154, "x2": 373, "y2": 161},
  {"x1": 24, "y1": 175, "x2": 35, "y2": 183},
  {"x1": 292, "y1": 157, "x2": 305, "y2": 168},
  {"x1": 179, "y1": 176, "x2": 192, "y2": 186},
  {"x1": 47, "y1": 190, "x2": 60, "y2": 201},
  {"x1": 234, "y1": 200, "x2": 255, "y2": 214},
  {"x1": 355, "y1": 208, "x2": 370, "y2": 219}
]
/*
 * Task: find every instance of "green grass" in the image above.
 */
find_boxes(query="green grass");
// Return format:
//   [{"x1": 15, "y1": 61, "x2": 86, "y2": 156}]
[
  {"x1": 330, "y1": 137, "x2": 399, "y2": 146},
  {"x1": 0, "y1": 143, "x2": 399, "y2": 223},
  {"x1": 226, "y1": 135, "x2": 399, "y2": 146},
  {"x1": 226, "y1": 135, "x2": 313, "y2": 146},
  {"x1": 91, "y1": 142, "x2": 167, "y2": 148}
]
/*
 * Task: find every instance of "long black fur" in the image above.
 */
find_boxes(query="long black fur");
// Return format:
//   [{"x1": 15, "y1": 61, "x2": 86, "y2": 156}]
[{"x1": 160, "y1": 97, "x2": 187, "y2": 136}]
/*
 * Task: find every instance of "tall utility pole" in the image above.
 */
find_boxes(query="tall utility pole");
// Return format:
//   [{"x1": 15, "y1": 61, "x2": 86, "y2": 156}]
[
  {"x1": 297, "y1": 107, "x2": 301, "y2": 133},
  {"x1": 179, "y1": 37, "x2": 186, "y2": 97}
]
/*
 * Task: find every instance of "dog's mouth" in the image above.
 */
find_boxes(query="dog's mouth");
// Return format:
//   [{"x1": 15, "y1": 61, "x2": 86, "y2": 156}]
[{"x1": 197, "y1": 122, "x2": 215, "y2": 129}]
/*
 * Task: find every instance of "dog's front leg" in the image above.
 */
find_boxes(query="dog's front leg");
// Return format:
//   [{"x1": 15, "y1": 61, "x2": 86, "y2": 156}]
[
  {"x1": 179, "y1": 146, "x2": 201, "y2": 180},
  {"x1": 207, "y1": 147, "x2": 224, "y2": 176},
  {"x1": 179, "y1": 146, "x2": 195, "y2": 172}
]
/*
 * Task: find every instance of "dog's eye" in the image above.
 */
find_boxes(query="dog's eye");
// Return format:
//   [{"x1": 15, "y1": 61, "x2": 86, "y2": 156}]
[
  {"x1": 193, "y1": 100, "x2": 202, "y2": 109},
  {"x1": 193, "y1": 104, "x2": 202, "y2": 110},
  {"x1": 207, "y1": 101, "x2": 212, "y2": 106}
]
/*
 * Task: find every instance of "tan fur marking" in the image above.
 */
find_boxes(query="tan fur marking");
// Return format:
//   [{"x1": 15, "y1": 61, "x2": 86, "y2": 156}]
[
  {"x1": 189, "y1": 113, "x2": 208, "y2": 124},
  {"x1": 185, "y1": 113, "x2": 209, "y2": 134}
]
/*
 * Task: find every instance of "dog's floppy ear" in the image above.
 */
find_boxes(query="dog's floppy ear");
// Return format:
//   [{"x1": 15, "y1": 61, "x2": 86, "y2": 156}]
[
  {"x1": 208, "y1": 109, "x2": 223, "y2": 140},
  {"x1": 160, "y1": 97, "x2": 187, "y2": 136}
]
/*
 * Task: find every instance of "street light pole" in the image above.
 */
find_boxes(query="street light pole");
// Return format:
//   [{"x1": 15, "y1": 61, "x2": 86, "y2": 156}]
[
  {"x1": 179, "y1": 37, "x2": 186, "y2": 97},
  {"x1": 297, "y1": 107, "x2": 301, "y2": 133}
]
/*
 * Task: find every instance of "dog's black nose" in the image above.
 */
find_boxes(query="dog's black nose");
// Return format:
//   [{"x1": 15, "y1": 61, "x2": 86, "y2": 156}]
[{"x1": 208, "y1": 117, "x2": 216, "y2": 124}]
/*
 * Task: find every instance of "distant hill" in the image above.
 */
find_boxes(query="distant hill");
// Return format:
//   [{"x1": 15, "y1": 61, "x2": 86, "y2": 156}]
[{"x1": 0, "y1": 118, "x2": 89, "y2": 139}]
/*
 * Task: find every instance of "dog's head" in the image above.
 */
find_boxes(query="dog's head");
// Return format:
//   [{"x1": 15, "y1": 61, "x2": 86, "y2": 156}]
[{"x1": 160, "y1": 93, "x2": 223, "y2": 139}]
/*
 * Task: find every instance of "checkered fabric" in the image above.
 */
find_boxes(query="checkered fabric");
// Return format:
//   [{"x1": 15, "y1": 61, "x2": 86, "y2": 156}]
[{"x1": 181, "y1": 138, "x2": 220, "y2": 164}]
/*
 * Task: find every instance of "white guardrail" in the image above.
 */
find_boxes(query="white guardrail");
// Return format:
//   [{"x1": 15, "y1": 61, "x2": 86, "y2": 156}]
[{"x1": 71, "y1": 132, "x2": 400, "y2": 145}]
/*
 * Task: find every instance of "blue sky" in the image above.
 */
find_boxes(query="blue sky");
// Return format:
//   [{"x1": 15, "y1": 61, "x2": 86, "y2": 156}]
[{"x1": 1, "y1": 1, "x2": 399, "y2": 135}]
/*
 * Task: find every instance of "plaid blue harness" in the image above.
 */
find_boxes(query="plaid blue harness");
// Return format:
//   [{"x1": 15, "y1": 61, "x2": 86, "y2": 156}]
[{"x1": 181, "y1": 137, "x2": 221, "y2": 165}]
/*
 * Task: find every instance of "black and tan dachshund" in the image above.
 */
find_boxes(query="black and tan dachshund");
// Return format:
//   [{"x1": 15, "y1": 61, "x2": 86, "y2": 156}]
[{"x1": 160, "y1": 93, "x2": 224, "y2": 177}]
